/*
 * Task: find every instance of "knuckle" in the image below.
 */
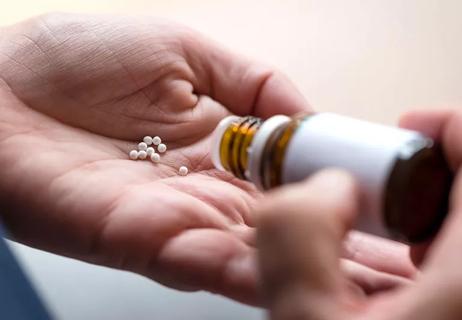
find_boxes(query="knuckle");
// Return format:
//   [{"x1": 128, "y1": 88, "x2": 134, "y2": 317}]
[
  {"x1": 443, "y1": 110, "x2": 462, "y2": 168},
  {"x1": 34, "y1": 12, "x2": 72, "y2": 28},
  {"x1": 270, "y1": 288, "x2": 332, "y2": 320},
  {"x1": 256, "y1": 185, "x2": 335, "y2": 234},
  {"x1": 256, "y1": 202, "x2": 285, "y2": 231},
  {"x1": 271, "y1": 291, "x2": 309, "y2": 320},
  {"x1": 255, "y1": 191, "x2": 285, "y2": 217}
]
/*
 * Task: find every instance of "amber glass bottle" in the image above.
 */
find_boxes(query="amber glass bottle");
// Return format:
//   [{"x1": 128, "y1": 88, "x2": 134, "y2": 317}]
[{"x1": 211, "y1": 113, "x2": 453, "y2": 243}]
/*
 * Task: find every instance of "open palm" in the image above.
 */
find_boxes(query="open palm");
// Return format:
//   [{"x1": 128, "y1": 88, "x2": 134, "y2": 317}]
[{"x1": 0, "y1": 13, "x2": 415, "y2": 305}]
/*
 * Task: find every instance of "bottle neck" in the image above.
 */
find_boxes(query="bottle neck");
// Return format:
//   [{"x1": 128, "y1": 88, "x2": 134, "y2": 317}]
[
  {"x1": 259, "y1": 117, "x2": 300, "y2": 189},
  {"x1": 215, "y1": 114, "x2": 307, "y2": 189},
  {"x1": 218, "y1": 116, "x2": 262, "y2": 180}
]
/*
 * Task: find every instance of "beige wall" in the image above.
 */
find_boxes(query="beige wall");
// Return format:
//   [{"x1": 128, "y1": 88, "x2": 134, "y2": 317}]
[{"x1": 2, "y1": 0, "x2": 462, "y2": 124}]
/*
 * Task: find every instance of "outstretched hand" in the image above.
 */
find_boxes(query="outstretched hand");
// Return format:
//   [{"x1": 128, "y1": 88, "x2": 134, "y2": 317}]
[{"x1": 0, "y1": 13, "x2": 414, "y2": 304}]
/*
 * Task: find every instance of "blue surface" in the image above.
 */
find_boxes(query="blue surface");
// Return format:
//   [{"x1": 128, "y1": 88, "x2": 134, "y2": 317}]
[{"x1": 0, "y1": 226, "x2": 52, "y2": 320}]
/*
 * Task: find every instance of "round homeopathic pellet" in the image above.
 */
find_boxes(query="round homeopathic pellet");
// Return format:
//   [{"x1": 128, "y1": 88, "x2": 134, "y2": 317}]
[
  {"x1": 138, "y1": 150, "x2": 147, "y2": 160},
  {"x1": 151, "y1": 153, "x2": 160, "y2": 163},
  {"x1": 143, "y1": 136, "x2": 153, "y2": 145},
  {"x1": 129, "y1": 150, "x2": 139, "y2": 160},
  {"x1": 146, "y1": 147, "x2": 155, "y2": 156},
  {"x1": 179, "y1": 166, "x2": 188, "y2": 176},
  {"x1": 152, "y1": 136, "x2": 161, "y2": 145},
  {"x1": 138, "y1": 142, "x2": 148, "y2": 151},
  {"x1": 157, "y1": 143, "x2": 167, "y2": 153}
]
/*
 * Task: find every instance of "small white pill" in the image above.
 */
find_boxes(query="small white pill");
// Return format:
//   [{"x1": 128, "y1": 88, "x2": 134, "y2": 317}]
[
  {"x1": 179, "y1": 166, "x2": 188, "y2": 176},
  {"x1": 138, "y1": 150, "x2": 147, "y2": 160},
  {"x1": 129, "y1": 150, "x2": 139, "y2": 160},
  {"x1": 157, "y1": 143, "x2": 167, "y2": 153},
  {"x1": 151, "y1": 153, "x2": 160, "y2": 163},
  {"x1": 146, "y1": 147, "x2": 155, "y2": 156},
  {"x1": 143, "y1": 136, "x2": 153, "y2": 145},
  {"x1": 152, "y1": 136, "x2": 161, "y2": 145},
  {"x1": 138, "y1": 142, "x2": 148, "y2": 151}
]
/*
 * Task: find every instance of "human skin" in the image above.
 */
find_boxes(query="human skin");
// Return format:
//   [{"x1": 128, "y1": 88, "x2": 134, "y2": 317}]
[
  {"x1": 0, "y1": 13, "x2": 414, "y2": 305},
  {"x1": 258, "y1": 110, "x2": 462, "y2": 319}
]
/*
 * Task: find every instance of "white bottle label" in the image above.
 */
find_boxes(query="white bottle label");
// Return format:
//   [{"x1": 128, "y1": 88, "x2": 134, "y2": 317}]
[{"x1": 282, "y1": 113, "x2": 423, "y2": 238}]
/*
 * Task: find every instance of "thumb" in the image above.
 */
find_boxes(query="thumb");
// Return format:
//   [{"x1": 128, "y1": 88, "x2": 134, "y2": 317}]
[
  {"x1": 182, "y1": 32, "x2": 311, "y2": 118},
  {"x1": 256, "y1": 169, "x2": 359, "y2": 320}
]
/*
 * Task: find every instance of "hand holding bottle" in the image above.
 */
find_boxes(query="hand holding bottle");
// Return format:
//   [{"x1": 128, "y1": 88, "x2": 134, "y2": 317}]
[{"x1": 258, "y1": 109, "x2": 462, "y2": 319}]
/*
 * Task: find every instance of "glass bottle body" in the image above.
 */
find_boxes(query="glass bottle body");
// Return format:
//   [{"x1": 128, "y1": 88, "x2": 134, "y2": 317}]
[{"x1": 212, "y1": 113, "x2": 452, "y2": 243}]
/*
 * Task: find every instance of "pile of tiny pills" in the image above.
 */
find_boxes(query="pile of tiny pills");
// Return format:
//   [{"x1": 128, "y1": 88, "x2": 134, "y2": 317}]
[{"x1": 128, "y1": 136, "x2": 188, "y2": 176}]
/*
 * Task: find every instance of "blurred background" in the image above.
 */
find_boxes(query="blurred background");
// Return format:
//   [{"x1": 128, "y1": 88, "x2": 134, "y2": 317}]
[{"x1": 2, "y1": 0, "x2": 462, "y2": 319}]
